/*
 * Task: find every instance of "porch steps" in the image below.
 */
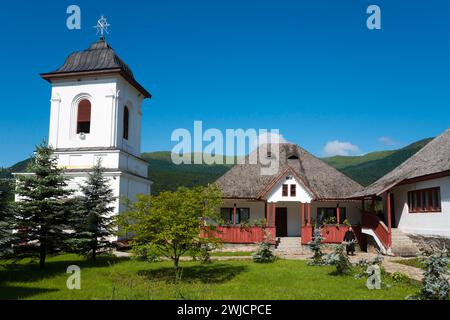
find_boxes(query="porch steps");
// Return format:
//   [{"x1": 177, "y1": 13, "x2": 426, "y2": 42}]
[
  {"x1": 275, "y1": 237, "x2": 304, "y2": 257},
  {"x1": 391, "y1": 229, "x2": 420, "y2": 257}
]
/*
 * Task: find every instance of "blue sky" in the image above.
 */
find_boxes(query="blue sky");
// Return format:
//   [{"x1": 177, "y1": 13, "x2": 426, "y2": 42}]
[{"x1": 0, "y1": 0, "x2": 449, "y2": 167}]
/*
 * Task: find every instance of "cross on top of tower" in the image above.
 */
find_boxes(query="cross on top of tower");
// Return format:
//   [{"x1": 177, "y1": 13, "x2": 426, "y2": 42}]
[{"x1": 94, "y1": 16, "x2": 111, "y2": 40}]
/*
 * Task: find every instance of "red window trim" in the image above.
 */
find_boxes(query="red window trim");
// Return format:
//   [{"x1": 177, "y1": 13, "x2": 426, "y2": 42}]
[
  {"x1": 76, "y1": 99, "x2": 91, "y2": 134},
  {"x1": 282, "y1": 184, "x2": 289, "y2": 197},
  {"x1": 408, "y1": 187, "x2": 441, "y2": 213},
  {"x1": 290, "y1": 184, "x2": 296, "y2": 197}
]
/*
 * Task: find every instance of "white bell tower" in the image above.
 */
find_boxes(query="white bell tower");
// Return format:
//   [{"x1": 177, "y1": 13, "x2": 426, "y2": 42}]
[{"x1": 41, "y1": 26, "x2": 152, "y2": 228}]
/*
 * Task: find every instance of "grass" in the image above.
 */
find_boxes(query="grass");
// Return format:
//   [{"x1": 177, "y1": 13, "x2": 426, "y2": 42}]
[
  {"x1": 394, "y1": 258, "x2": 424, "y2": 269},
  {"x1": 0, "y1": 254, "x2": 420, "y2": 300},
  {"x1": 394, "y1": 258, "x2": 450, "y2": 270}
]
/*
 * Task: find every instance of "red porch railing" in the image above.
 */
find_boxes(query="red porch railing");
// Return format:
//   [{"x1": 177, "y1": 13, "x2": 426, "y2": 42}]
[
  {"x1": 301, "y1": 225, "x2": 364, "y2": 245},
  {"x1": 362, "y1": 212, "x2": 391, "y2": 248},
  {"x1": 205, "y1": 226, "x2": 276, "y2": 244},
  {"x1": 301, "y1": 226, "x2": 313, "y2": 244}
]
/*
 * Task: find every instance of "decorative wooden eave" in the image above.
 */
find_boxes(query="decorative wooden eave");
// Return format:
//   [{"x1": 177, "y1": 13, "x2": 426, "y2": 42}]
[
  {"x1": 397, "y1": 170, "x2": 450, "y2": 186},
  {"x1": 40, "y1": 69, "x2": 152, "y2": 99},
  {"x1": 257, "y1": 166, "x2": 318, "y2": 200}
]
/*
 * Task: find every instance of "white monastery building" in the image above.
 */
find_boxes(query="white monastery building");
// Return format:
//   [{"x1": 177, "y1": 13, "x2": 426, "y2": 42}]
[
  {"x1": 214, "y1": 129, "x2": 450, "y2": 256},
  {"x1": 38, "y1": 35, "x2": 152, "y2": 219}
]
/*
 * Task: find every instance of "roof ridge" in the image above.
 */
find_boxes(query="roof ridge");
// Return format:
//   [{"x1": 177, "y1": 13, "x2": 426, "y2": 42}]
[{"x1": 351, "y1": 128, "x2": 450, "y2": 198}]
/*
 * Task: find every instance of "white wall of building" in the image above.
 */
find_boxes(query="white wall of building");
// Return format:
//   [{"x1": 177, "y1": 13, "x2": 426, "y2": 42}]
[
  {"x1": 55, "y1": 149, "x2": 148, "y2": 178},
  {"x1": 266, "y1": 174, "x2": 313, "y2": 203},
  {"x1": 48, "y1": 75, "x2": 144, "y2": 158},
  {"x1": 392, "y1": 176, "x2": 450, "y2": 237}
]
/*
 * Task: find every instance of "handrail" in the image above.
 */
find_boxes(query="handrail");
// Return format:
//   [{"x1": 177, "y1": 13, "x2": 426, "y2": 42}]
[{"x1": 362, "y1": 212, "x2": 391, "y2": 248}]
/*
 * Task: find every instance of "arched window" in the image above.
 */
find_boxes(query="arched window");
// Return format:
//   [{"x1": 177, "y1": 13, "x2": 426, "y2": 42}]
[
  {"x1": 123, "y1": 106, "x2": 130, "y2": 140},
  {"x1": 77, "y1": 99, "x2": 91, "y2": 134}
]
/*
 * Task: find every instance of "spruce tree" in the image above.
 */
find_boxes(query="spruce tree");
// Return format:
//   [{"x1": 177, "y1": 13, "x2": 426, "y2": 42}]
[
  {"x1": 0, "y1": 181, "x2": 15, "y2": 258},
  {"x1": 67, "y1": 160, "x2": 116, "y2": 260},
  {"x1": 308, "y1": 227, "x2": 325, "y2": 265},
  {"x1": 419, "y1": 248, "x2": 449, "y2": 300},
  {"x1": 14, "y1": 143, "x2": 72, "y2": 269}
]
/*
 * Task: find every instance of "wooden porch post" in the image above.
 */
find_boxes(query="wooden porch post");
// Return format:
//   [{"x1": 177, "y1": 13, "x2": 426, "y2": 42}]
[
  {"x1": 301, "y1": 203, "x2": 305, "y2": 227},
  {"x1": 233, "y1": 204, "x2": 237, "y2": 225},
  {"x1": 266, "y1": 202, "x2": 270, "y2": 226},
  {"x1": 387, "y1": 191, "x2": 392, "y2": 247},
  {"x1": 272, "y1": 202, "x2": 276, "y2": 227},
  {"x1": 307, "y1": 203, "x2": 311, "y2": 226},
  {"x1": 362, "y1": 199, "x2": 365, "y2": 212},
  {"x1": 336, "y1": 204, "x2": 340, "y2": 225}
]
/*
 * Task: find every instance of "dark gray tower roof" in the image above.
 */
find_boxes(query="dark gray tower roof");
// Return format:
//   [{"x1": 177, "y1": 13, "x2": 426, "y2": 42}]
[{"x1": 41, "y1": 38, "x2": 151, "y2": 98}]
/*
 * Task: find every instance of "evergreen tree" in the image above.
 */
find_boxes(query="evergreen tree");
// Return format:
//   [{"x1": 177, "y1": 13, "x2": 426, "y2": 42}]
[
  {"x1": 67, "y1": 160, "x2": 116, "y2": 260},
  {"x1": 14, "y1": 143, "x2": 72, "y2": 269},
  {"x1": 419, "y1": 248, "x2": 449, "y2": 300},
  {"x1": 323, "y1": 244, "x2": 353, "y2": 275},
  {"x1": 308, "y1": 227, "x2": 325, "y2": 265},
  {"x1": 0, "y1": 181, "x2": 15, "y2": 258}
]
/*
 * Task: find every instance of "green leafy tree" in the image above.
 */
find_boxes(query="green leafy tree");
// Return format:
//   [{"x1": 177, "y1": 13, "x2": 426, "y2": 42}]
[
  {"x1": 14, "y1": 143, "x2": 73, "y2": 269},
  {"x1": 66, "y1": 160, "x2": 116, "y2": 260},
  {"x1": 118, "y1": 185, "x2": 222, "y2": 276}
]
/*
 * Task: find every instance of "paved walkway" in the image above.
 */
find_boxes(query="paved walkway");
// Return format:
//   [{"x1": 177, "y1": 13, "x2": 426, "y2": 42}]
[{"x1": 382, "y1": 257, "x2": 424, "y2": 281}]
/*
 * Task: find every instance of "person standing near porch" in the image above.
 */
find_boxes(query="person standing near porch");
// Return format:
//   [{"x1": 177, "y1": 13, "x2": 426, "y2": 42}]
[{"x1": 343, "y1": 227, "x2": 356, "y2": 256}]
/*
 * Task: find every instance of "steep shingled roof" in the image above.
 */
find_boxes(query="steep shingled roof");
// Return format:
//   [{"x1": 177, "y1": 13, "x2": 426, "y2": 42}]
[
  {"x1": 215, "y1": 143, "x2": 364, "y2": 200},
  {"x1": 352, "y1": 128, "x2": 450, "y2": 197},
  {"x1": 52, "y1": 39, "x2": 134, "y2": 79},
  {"x1": 41, "y1": 38, "x2": 151, "y2": 98}
]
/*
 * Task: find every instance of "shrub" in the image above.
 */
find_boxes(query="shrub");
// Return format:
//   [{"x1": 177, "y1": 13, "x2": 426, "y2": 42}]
[
  {"x1": 392, "y1": 272, "x2": 409, "y2": 284},
  {"x1": 324, "y1": 244, "x2": 352, "y2": 275},
  {"x1": 308, "y1": 228, "x2": 325, "y2": 266},
  {"x1": 193, "y1": 242, "x2": 219, "y2": 264},
  {"x1": 356, "y1": 252, "x2": 383, "y2": 269},
  {"x1": 354, "y1": 252, "x2": 384, "y2": 286},
  {"x1": 323, "y1": 216, "x2": 337, "y2": 225},
  {"x1": 253, "y1": 242, "x2": 276, "y2": 263},
  {"x1": 131, "y1": 245, "x2": 162, "y2": 263},
  {"x1": 417, "y1": 248, "x2": 449, "y2": 300}
]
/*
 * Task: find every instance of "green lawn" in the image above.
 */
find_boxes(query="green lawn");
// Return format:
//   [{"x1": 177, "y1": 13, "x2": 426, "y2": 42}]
[
  {"x1": 395, "y1": 258, "x2": 424, "y2": 269},
  {"x1": 395, "y1": 258, "x2": 450, "y2": 270},
  {"x1": 0, "y1": 254, "x2": 419, "y2": 300}
]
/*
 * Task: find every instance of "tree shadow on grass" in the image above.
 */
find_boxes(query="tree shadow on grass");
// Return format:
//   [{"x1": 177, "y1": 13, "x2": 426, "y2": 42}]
[
  {"x1": 0, "y1": 255, "x2": 128, "y2": 284},
  {"x1": 0, "y1": 284, "x2": 59, "y2": 300},
  {"x1": 138, "y1": 263, "x2": 248, "y2": 284}
]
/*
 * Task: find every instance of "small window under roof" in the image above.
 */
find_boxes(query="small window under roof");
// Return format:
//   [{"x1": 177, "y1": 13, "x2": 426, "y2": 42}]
[{"x1": 288, "y1": 154, "x2": 299, "y2": 160}]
